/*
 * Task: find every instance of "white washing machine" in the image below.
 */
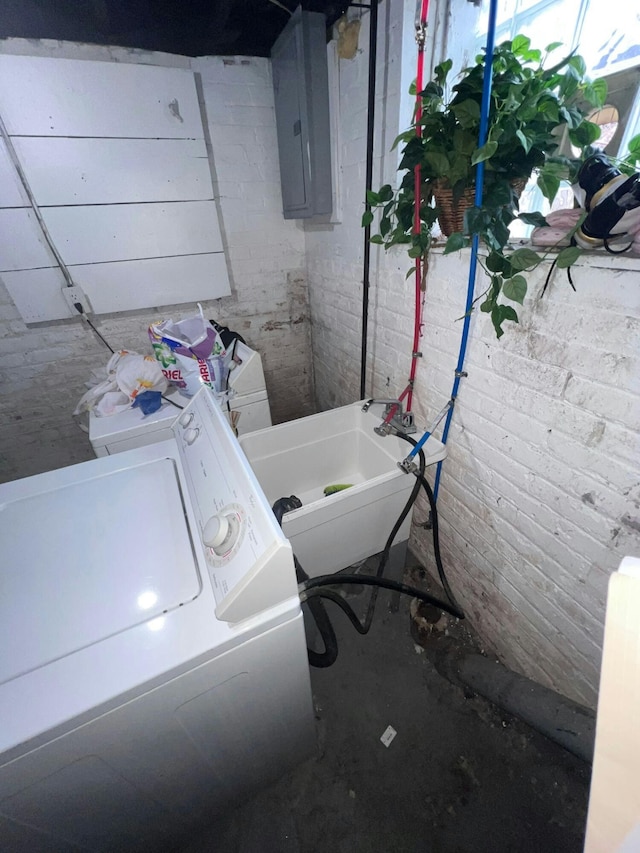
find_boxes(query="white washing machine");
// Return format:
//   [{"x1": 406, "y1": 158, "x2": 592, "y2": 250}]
[
  {"x1": 0, "y1": 388, "x2": 314, "y2": 852},
  {"x1": 89, "y1": 340, "x2": 272, "y2": 457}
]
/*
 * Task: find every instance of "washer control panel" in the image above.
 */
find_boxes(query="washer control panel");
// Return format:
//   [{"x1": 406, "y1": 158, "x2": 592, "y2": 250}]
[
  {"x1": 171, "y1": 388, "x2": 296, "y2": 622},
  {"x1": 202, "y1": 504, "x2": 245, "y2": 562}
]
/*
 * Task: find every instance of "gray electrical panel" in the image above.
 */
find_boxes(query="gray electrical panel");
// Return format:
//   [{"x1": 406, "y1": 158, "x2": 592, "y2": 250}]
[{"x1": 271, "y1": 6, "x2": 332, "y2": 219}]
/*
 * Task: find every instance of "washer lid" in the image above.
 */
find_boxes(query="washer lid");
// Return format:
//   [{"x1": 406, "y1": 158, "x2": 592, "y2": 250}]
[
  {"x1": 0, "y1": 457, "x2": 201, "y2": 686},
  {"x1": 89, "y1": 400, "x2": 178, "y2": 447}
]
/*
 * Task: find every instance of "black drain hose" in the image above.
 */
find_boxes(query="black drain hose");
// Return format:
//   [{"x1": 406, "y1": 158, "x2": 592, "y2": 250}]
[
  {"x1": 295, "y1": 556, "x2": 338, "y2": 669},
  {"x1": 273, "y1": 432, "x2": 464, "y2": 667},
  {"x1": 417, "y1": 472, "x2": 464, "y2": 618},
  {"x1": 272, "y1": 497, "x2": 338, "y2": 668},
  {"x1": 357, "y1": 434, "x2": 427, "y2": 633},
  {"x1": 299, "y1": 433, "x2": 464, "y2": 630},
  {"x1": 301, "y1": 575, "x2": 463, "y2": 619},
  {"x1": 399, "y1": 433, "x2": 464, "y2": 619}
]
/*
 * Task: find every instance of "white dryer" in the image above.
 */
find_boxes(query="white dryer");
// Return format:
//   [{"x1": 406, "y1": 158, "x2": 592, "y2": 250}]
[
  {"x1": 89, "y1": 340, "x2": 272, "y2": 457},
  {"x1": 0, "y1": 388, "x2": 314, "y2": 852}
]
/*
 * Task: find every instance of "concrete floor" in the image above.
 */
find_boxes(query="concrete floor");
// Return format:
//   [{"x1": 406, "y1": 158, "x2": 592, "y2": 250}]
[{"x1": 180, "y1": 573, "x2": 591, "y2": 853}]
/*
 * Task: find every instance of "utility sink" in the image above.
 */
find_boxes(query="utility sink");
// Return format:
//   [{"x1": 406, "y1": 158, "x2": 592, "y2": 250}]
[{"x1": 238, "y1": 401, "x2": 446, "y2": 577}]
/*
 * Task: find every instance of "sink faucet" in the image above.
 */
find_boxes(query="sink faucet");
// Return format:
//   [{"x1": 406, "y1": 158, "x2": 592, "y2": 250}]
[{"x1": 362, "y1": 398, "x2": 416, "y2": 436}]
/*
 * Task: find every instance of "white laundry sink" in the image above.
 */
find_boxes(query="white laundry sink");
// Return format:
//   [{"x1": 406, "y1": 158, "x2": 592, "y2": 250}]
[{"x1": 238, "y1": 401, "x2": 446, "y2": 577}]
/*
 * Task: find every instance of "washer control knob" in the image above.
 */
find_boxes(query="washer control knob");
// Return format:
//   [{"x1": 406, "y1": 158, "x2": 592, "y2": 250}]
[
  {"x1": 179, "y1": 412, "x2": 194, "y2": 428},
  {"x1": 203, "y1": 514, "x2": 236, "y2": 555},
  {"x1": 183, "y1": 427, "x2": 199, "y2": 445}
]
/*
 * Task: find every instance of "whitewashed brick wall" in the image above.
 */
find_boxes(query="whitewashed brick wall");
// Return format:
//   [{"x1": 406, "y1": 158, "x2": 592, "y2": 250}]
[
  {"x1": 192, "y1": 55, "x2": 313, "y2": 425},
  {"x1": 306, "y1": 1, "x2": 640, "y2": 707},
  {"x1": 0, "y1": 41, "x2": 313, "y2": 483}
]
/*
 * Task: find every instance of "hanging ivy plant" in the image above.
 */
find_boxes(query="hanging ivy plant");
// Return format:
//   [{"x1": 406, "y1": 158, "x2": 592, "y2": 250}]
[{"x1": 366, "y1": 35, "x2": 607, "y2": 337}]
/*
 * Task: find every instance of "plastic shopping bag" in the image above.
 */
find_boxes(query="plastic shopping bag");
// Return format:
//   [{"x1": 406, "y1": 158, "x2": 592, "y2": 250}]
[{"x1": 74, "y1": 351, "x2": 167, "y2": 418}]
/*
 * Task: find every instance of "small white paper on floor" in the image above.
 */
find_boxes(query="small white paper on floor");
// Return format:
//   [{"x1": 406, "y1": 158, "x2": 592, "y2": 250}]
[{"x1": 380, "y1": 725, "x2": 397, "y2": 748}]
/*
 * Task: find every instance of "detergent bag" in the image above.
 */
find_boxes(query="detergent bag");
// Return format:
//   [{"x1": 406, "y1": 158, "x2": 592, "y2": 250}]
[{"x1": 148, "y1": 304, "x2": 232, "y2": 397}]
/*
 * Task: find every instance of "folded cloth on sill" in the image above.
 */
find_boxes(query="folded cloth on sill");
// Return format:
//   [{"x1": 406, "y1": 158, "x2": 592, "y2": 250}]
[
  {"x1": 532, "y1": 207, "x2": 640, "y2": 254},
  {"x1": 531, "y1": 208, "x2": 584, "y2": 247}
]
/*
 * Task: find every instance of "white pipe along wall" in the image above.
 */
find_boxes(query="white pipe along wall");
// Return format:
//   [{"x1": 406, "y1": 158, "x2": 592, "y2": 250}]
[{"x1": 304, "y1": 0, "x2": 640, "y2": 709}]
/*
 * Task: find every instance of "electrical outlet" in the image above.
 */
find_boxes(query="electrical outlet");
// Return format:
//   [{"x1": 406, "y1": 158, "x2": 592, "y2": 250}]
[{"x1": 62, "y1": 286, "x2": 92, "y2": 316}]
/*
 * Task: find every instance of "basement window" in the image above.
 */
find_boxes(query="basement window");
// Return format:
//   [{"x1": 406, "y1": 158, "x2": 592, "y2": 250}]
[{"x1": 475, "y1": 0, "x2": 640, "y2": 238}]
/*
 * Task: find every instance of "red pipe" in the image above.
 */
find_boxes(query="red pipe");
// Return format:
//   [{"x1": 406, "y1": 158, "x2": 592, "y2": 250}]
[{"x1": 405, "y1": 0, "x2": 429, "y2": 414}]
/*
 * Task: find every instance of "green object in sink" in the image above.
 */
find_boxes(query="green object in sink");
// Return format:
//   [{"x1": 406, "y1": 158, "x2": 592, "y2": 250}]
[{"x1": 323, "y1": 484, "x2": 353, "y2": 496}]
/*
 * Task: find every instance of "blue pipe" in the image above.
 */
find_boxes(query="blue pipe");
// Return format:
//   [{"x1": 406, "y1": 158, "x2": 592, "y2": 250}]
[{"x1": 420, "y1": 0, "x2": 499, "y2": 501}]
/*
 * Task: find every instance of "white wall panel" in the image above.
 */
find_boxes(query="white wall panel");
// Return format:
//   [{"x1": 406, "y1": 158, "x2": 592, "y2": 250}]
[
  {"x1": 0, "y1": 140, "x2": 29, "y2": 207},
  {"x1": 2, "y1": 253, "x2": 231, "y2": 322},
  {"x1": 0, "y1": 54, "x2": 231, "y2": 319},
  {"x1": 0, "y1": 56, "x2": 203, "y2": 139},
  {"x1": 0, "y1": 209, "x2": 57, "y2": 272},
  {"x1": 12, "y1": 138, "x2": 212, "y2": 206},
  {"x1": 71, "y1": 254, "x2": 231, "y2": 313},
  {"x1": 1, "y1": 267, "x2": 71, "y2": 322},
  {"x1": 40, "y1": 201, "x2": 223, "y2": 266}
]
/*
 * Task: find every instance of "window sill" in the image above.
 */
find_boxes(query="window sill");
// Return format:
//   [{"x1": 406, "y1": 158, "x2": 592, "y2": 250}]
[{"x1": 429, "y1": 241, "x2": 640, "y2": 272}]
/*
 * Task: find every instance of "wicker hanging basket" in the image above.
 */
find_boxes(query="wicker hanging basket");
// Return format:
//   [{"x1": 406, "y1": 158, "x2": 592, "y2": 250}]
[
  {"x1": 433, "y1": 180, "x2": 476, "y2": 236},
  {"x1": 432, "y1": 177, "x2": 531, "y2": 237},
  {"x1": 510, "y1": 177, "x2": 528, "y2": 199}
]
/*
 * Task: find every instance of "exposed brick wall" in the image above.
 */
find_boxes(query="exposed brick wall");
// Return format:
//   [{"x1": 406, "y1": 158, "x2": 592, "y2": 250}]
[
  {"x1": 0, "y1": 43, "x2": 313, "y2": 483},
  {"x1": 193, "y1": 56, "x2": 314, "y2": 426},
  {"x1": 408, "y1": 251, "x2": 640, "y2": 709},
  {"x1": 305, "y1": 1, "x2": 640, "y2": 707},
  {"x1": 306, "y1": 0, "x2": 406, "y2": 411}
]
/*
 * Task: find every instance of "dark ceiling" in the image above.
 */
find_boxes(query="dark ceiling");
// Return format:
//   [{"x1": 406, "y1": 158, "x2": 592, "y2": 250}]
[{"x1": 0, "y1": 0, "x2": 349, "y2": 58}]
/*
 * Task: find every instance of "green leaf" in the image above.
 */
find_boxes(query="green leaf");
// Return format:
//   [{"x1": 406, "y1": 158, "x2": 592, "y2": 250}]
[
  {"x1": 486, "y1": 251, "x2": 505, "y2": 273},
  {"x1": 464, "y1": 205, "x2": 490, "y2": 235},
  {"x1": 486, "y1": 217, "x2": 511, "y2": 251},
  {"x1": 405, "y1": 267, "x2": 416, "y2": 280},
  {"x1": 378, "y1": 184, "x2": 393, "y2": 202},
  {"x1": 361, "y1": 210, "x2": 373, "y2": 228},
  {"x1": 366, "y1": 190, "x2": 380, "y2": 205},
  {"x1": 537, "y1": 170, "x2": 560, "y2": 204},
  {"x1": 567, "y1": 54, "x2": 586, "y2": 76},
  {"x1": 509, "y1": 248, "x2": 542, "y2": 270},
  {"x1": 421, "y1": 82, "x2": 444, "y2": 99},
  {"x1": 471, "y1": 140, "x2": 498, "y2": 165},
  {"x1": 380, "y1": 216, "x2": 391, "y2": 237},
  {"x1": 556, "y1": 246, "x2": 581, "y2": 268},
  {"x1": 544, "y1": 47, "x2": 578, "y2": 79},
  {"x1": 408, "y1": 245, "x2": 423, "y2": 259},
  {"x1": 491, "y1": 304, "x2": 519, "y2": 338},
  {"x1": 538, "y1": 98, "x2": 560, "y2": 122},
  {"x1": 545, "y1": 41, "x2": 563, "y2": 53},
  {"x1": 424, "y1": 151, "x2": 450, "y2": 176},
  {"x1": 370, "y1": 235, "x2": 384, "y2": 245},
  {"x1": 480, "y1": 276, "x2": 501, "y2": 314},
  {"x1": 585, "y1": 78, "x2": 607, "y2": 107},
  {"x1": 434, "y1": 59, "x2": 452, "y2": 86},
  {"x1": 443, "y1": 232, "x2": 467, "y2": 254},
  {"x1": 502, "y1": 274, "x2": 527, "y2": 304},
  {"x1": 569, "y1": 120, "x2": 601, "y2": 148},
  {"x1": 391, "y1": 130, "x2": 414, "y2": 151},
  {"x1": 523, "y1": 49, "x2": 542, "y2": 63},
  {"x1": 518, "y1": 212, "x2": 548, "y2": 228},
  {"x1": 512, "y1": 34, "x2": 531, "y2": 56},
  {"x1": 483, "y1": 180, "x2": 513, "y2": 208},
  {"x1": 452, "y1": 99, "x2": 481, "y2": 128},
  {"x1": 626, "y1": 133, "x2": 640, "y2": 161},
  {"x1": 516, "y1": 129, "x2": 533, "y2": 154}
]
